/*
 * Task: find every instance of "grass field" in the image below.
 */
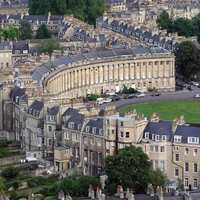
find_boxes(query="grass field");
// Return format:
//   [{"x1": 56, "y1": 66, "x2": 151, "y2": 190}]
[
  {"x1": 16, "y1": 183, "x2": 54, "y2": 196},
  {"x1": 0, "y1": 164, "x2": 15, "y2": 168},
  {"x1": 119, "y1": 100, "x2": 200, "y2": 123}
]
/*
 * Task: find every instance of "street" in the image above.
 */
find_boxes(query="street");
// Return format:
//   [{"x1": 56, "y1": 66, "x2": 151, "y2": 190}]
[{"x1": 100, "y1": 84, "x2": 200, "y2": 110}]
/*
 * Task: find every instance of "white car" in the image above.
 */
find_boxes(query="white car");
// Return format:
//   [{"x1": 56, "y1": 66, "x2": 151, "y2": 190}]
[
  {"x1": 192, "y1": 82, "x2": 199, "y2": 86},
  {"x1": 104, "y1": 98, "x2": 112, "y2": 103},
  {"x1": 136, "y1": 93, "x2": 145, "y2": 98},
  {"x1": 194, "y1": 94, "x2": 200, "y2": 98},
  {"x1": 96, "y1": 98, "x2": 104, "y2": 105}
]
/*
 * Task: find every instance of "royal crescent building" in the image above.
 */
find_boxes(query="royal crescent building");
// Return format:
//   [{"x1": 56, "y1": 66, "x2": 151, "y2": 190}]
[{"x1": 32, "y1": 46, "x2": 175, "y2": 98}]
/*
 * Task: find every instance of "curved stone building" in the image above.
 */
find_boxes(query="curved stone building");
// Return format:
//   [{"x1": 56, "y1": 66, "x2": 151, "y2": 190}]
[{"x1": 33, "y1": 46, "x2": 175, "y2": 98}]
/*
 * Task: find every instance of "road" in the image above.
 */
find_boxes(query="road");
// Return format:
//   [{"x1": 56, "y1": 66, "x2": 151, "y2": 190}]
[{"x1": 100, "y1": 84, "x2": 200, "y2": 110}]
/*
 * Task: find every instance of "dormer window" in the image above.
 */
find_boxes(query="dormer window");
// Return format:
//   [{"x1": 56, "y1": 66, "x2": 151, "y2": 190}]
[
  {"x1": 29, "y1": 108, "x2": 32, "y2": 114},
  {"x1": 50, "y1": 21, "x2": 53, "y2": 24},
  {"x1": 50, "y1": 115, "x2": 54, "y2": 121},
  {"x1": 15, "y1": 50, "x2": 20, "y2": 54},
  {"x1": 92, "y1": 127, "x2": 96, "y2": 134},
  {"x1": 155, "y1": 135, "x2": 159, "y2": 141},
  {"x1": 33, "y1": 110, "x2": 36, "y2": 116},
  {"x1": 99, "y1": 129, "x2": 103, "y2": 135},
  {"x1": 15, "y1": 96, "x2": 19, "y2": 103},
  {"x1": 16, "y1": 20, "x2": 19, "y2": 24},
  {"x1": 86, "y1": 126, "x2": 90, "y2": 132},
  {"x1": 78, "y1": 124, "x2": 81, "y2": 130},
  {"x1": 162, "y1": 135, "x2": 166, "y2": 141},
  {"x1": 174, "y1": 135, "x2": 182, "y2": 143},
  {"x1": 152, "y1": 134, "x2": 155, "y2": 140},
  {"x1": 58, "y1": 21, "x2": 61, "y2": 24},
  {"x1": 46, "y1": 115, "x2": 49, "y2": 121},
  {"x1": 188, "y1": 137, "x2": 199, "y2": 144},
  {"x1": 36, "y1": 111, "x2": 40, "y2": 116},
  {"x1": 23, "y1": 50, "x2": 28, "y2": 54},
  {"x1": 145, "y1": 132, "x2": 149, "y2": 139},
  {"x1": 68, "y1": 122, "x2": 74, "y2": 129}
]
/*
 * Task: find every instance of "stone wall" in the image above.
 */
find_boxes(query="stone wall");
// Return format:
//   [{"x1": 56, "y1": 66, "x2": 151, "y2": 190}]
[{"x1": 0, "y1": 154, "x2": 26, "y2": 165}]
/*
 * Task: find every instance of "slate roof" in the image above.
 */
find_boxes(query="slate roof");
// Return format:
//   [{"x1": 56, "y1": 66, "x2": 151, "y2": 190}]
[
  {"x1": 132, "y1": 47, "x2": 151, "y2": 55},
  {"x1": 144, "y1": 121, "x2": 173, "y2": 141},
  {"x1": 10, "y1": 86, "x2": 26, "y2": 102},
  {"x1": 84, "y1": 119, "x2": 103, "y2": 134},
  {"x1": 62, "y1": 108, "x2": 79, "y2": 116},
  {"x1": 65, "y1": 113, "x2": 85, "y2": 129},
  {"x1": 48, "y1": 106, "x2": 59, "y2": 116},
  {"x1": 12, "y1": 42, "x2": 29, "y2": 54},
  {"x1": 150, "y1": 47, "x2": 170, "y2": 54},
  {"x1": 28, "y1": 100, "x2": 44, "y2": 116},
  {"x1": 0, "y1": 42, "x2": 12, "y2": 50}
]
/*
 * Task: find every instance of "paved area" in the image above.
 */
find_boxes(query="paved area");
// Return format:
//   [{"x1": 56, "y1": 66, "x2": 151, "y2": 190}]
[{"x1": 100, "y1": 83, "x2": 199, "y2": 110}]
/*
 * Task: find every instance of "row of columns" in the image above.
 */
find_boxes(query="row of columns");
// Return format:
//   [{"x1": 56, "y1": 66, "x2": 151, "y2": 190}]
[{"x1": 48, "y1": 60, "x2": 174, "y2": 94}]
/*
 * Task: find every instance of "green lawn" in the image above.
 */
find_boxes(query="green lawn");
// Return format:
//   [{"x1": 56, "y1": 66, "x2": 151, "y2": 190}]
[
  {"x1": 0, "y1": 164, "x2": 15, "y2": 168},
  {"x1": 119, "y1": 100, "x2": 200, "y2": 123},
  {"x1": 16, "y1": 183, "x2": 54, "y2": 196}
]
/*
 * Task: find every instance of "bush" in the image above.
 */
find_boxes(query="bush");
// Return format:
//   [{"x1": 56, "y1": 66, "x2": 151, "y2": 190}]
[
  {"x1": 44, "y1": 196, "x2": 57, "y2": 200},
  {"x1": 36, "y1": 187, "x2": 49, "y2": 197},
  {"x1": 89, "y1": 94, "x2": 100, "y2": 101},
  {"x1": 34, "y1": 194, "x2": 45, "y2": 200},
  {"x1": 122, "y1": 85, "x2": 136, "y2": 94},
  {"x1": 27, "y1": 180, "x2": 33, "y2": 187},
  {"x1": 10, "y1": 190, "x2": 17, "y2": 200},
  {"x1": 1, "y1": 166, "x2": 19, "y2": 181},
  {"x1": 12, "y1": 181, "x2": 19, "y2": 190},
  {"x1": 19, "y1": 199, "x2": 27, "y2": 200}
]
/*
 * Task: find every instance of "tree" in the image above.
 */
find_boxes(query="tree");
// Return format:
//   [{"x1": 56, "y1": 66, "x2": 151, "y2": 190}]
[
  {"x1": 105, "y1": 145, "x2": 152, "y2": 195},
  {"x1": 173, "y1": 18, "x2": 198, "y2": 38},
  {"x1": 175, "y1": 41, "x2": 200, "y2": 79},
  {"x1": 37, "y1": 38, "x2": 63, "y2": 59},
  {"x1": 19, "y1": 20, "x2": 33, "y2": 40},
  {"x1": 149, "y1": 168, "x2": 168, "y2": 192},
  {"x1": 28, "y1": 0, "x2": 107, "y2": 26},
  {"x1": 156, "y1": 10, "x2": 173, "y2": 33},
  {"x1": 0, "y1": 177, "x2": 5, "y2": 196},
  {"x1": 0, "y1": 25, "x2": 20, "y2": 41},
  {"x1": 1, "y1": 166, "x2": 19, "y2": 181},
  {"x1": 35, "y1": 23, "x2": 50, "y2": 39}
]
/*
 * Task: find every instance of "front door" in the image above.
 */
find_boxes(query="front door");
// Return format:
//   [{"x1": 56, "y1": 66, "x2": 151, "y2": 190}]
[{"x1": 149, "y1": 82, "x2": 152, "y2": 89}]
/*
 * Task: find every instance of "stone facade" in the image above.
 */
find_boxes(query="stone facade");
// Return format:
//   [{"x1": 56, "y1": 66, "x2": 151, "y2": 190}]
[{"x1": 34, "y1": 47, "x2": 175, "y2": 99}]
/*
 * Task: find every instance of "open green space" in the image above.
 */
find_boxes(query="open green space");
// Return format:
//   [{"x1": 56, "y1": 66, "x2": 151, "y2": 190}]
[
  {"x1": 0, "y1": 164, "x2": 15, "y2": 168},
  {"x1": 15, "y1": 183, "x2": 54, "y2": 196},
  {"x1": 119, "y1": 100, "x2": 200, "y2": 123}
]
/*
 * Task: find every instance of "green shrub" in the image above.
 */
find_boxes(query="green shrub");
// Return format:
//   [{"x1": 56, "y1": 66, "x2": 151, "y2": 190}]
[
  {"x1": 19, "y1": 199, "x2": 27, "y2": 200},
  {"x1": 122, "y1": 85, "x2": 136, "y2": 94},
  {"x1": 90, "y1": 94, "x2": 100, "y2": 100},
  {"x1": 12, "y1": 181, "x2": 19, "y2": 190},
  {"x1": 44, "y1": 196, "x2": 57, "y2": 200},
  {"x1": 10, "y1": 190, "x2": 17, "y2": 200},
  {"x1": 36, "y1": 187, "x2": 49, "y2": 197},
  {"x1": 1, "y1": 166, "x2": 19, "y2": 181},
  {"x1": 34, "y1": 194, "x2": 45, "y2": 200},
  {"x1": 27, "y1": 180, "x2": 33, "y2": 187},
  {"x1": 4, "y1": 182, "x2": 13, "y2": 190}
]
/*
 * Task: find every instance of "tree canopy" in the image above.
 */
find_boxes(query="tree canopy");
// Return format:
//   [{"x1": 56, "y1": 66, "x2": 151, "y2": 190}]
[
  {"x1": 156, "y1": 10, "x2": 173, "y2": 33},
  {"x1": 0, "y1": 177, "x2": 5, "y2": 196},
  {"x1": 105, "y1": 145, "x2": 156, "y2": 195},
  {"x1": 28, "y1": 0, "x2": 107, "y2": 26},
  {"x1": 1, "y1": 166, "x2": 19, "y2": 181},
  {"x1": 0, "y1": 25, "x2": 20, "y2": 41},
  {"x1": 19, "y1": 20, "x2": 33, "y2": 40},
  {"x1": 175, "y1": 41, "x2": 200, "y2": 79},
  {"x1": 35, "y1": 23, "x2": 50, "y2": 39},
  {"x1": 37, "y1": 38, "x2": 63, "y2": 59},
  {"x1": 156, "y1": 10, "x2": 200, "y2": 42}
]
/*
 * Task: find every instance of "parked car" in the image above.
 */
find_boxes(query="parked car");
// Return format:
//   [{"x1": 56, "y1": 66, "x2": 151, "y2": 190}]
[
  {"x1": 152, "y1": 93, "x2": 162, "y2": 96},
  {"x1": 104, "y1": 98, "x2": 112, "y2": 103},
  {"x1": 136, "y1": 93, "x2": 145, "y2": 98},
  {"x1": 112, "y1": 96, "x2": 120, "y2": 101},
  {"x1": 192, "y1": 82, "x2": 199, "y2": 86},
  {"x1": 96, "y1": 98, "x2": 104, "y2": 105},
  {"x1": 176, "y1": 82, "x2": 186, "y2": 87},
  {"x1": 194, "y1": 94, "x2": 200, "y2": 98},
  {"x1": 187, "y1": 85, "x2": 194, "y2": 91},
  {"x1": 124, "y1": 94, "x2": 135, "y2": 99}
]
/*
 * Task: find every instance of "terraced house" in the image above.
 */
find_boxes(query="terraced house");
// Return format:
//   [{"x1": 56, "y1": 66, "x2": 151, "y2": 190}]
[{"x1": 33, "y1": 46, "x2": 175, "y2": 98}]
